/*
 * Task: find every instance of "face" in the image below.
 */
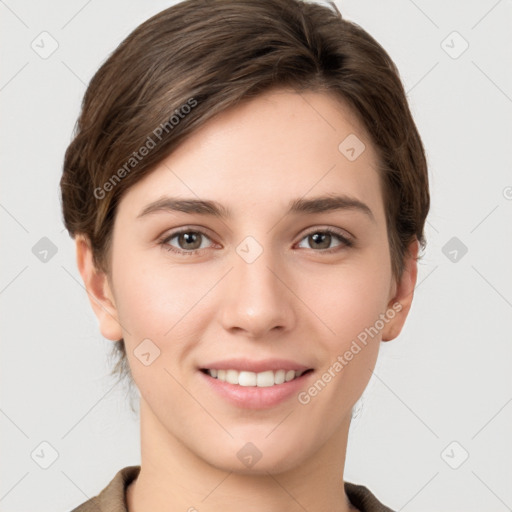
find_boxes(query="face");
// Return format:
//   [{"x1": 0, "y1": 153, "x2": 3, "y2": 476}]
[{"x1": 78, "y1": 88, "x2": 417, "y2": 475}]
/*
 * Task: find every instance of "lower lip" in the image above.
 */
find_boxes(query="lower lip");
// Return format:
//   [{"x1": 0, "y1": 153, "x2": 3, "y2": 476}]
[{"x1": 199, "y1": 370, "x2": 314, "y2": 409}]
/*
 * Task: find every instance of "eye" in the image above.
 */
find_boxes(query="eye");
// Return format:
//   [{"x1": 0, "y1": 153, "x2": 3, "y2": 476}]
[
  {"x1": 296, "y1": 228, "x2": 353, "y2": 252},
  {"x1": 160, "y1": 229, "x2": 214, "y2": 256},
  {"x1": 159, "y1": 226, "x2": 354, "y2": 257}
]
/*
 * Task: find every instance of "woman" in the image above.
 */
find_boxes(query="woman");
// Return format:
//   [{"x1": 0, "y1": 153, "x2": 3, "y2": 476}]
[{"x1": 61, "y1": 0, "x2": 429, "y2": 510}]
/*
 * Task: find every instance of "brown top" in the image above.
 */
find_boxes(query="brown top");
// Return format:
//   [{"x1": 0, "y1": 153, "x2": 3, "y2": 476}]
[{"x1": 70, "y1": 465, "x2": 395, "y2": 512}]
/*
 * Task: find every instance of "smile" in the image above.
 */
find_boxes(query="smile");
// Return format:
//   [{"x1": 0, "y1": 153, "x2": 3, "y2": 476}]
[{"x1": 200, "y1": 368, "x2": 313, "y2": 387}]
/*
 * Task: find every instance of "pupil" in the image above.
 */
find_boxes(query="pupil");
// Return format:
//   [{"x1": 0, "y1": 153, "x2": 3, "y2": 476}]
[
  {"x1": 181, "y1": 232, "x2": 200, "y2": 249},
  {"x1": 311, "y1": 232, "x2": 330, "y2": 249}
]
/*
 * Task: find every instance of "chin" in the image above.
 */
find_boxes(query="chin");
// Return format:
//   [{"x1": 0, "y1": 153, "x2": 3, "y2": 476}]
[{"x1": 198, "y1": 435, "x2": 307, "y2": 476}]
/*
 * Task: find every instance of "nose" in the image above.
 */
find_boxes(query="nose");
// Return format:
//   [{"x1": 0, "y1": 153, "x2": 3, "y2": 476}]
[{"x1": 219, "y1": 243, "x2": 295, "y2": 339}]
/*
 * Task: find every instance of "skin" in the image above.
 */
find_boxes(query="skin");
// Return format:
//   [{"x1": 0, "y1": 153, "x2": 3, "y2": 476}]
[{"x1": 76, "y1": 88, "x2": 418, "y2": 512}]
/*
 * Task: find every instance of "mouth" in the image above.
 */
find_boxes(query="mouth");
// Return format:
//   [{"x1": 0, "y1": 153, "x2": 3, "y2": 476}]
[
  {"x1": 198, "y1": 364, "x2": 315, "y2": 409},
  {"x1": 199, "y1": 368, "x2": 314, "y2": 387}
]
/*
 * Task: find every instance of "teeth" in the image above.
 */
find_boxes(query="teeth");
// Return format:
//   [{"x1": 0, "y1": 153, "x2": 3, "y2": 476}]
[{"x1": 205, "y1": 368, "x2": 308, "y2": 387}]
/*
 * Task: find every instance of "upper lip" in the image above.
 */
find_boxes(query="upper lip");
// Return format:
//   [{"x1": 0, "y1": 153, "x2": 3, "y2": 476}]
[{"x1": 199, "y1": 358, "x2": 312, "y2": 373}]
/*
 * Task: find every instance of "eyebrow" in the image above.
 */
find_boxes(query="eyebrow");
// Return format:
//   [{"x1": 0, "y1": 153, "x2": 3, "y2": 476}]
[{"x1": 137, "y1": 194, "x2": 375, "y2": 223}]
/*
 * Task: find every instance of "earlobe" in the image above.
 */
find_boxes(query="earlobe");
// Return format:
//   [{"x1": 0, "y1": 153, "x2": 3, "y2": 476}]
[
  {"x1": 381, "y1": 239, "x2": 419, "y2": 342},
  {"x1": 75, "y1": 235, "x2": 123, "y2": 341}
]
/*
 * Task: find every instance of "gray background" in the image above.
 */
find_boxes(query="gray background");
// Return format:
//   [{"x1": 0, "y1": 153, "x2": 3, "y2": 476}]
[{"x1": 1, "y1": 1, "x2": 511, "y2": 511}]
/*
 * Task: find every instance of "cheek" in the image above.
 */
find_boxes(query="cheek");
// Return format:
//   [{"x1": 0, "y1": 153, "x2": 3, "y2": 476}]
[
  {"x1": 113, "y1": 246, "x2": 208, "y2": 332},
  {"x1": 296, "y1": 267, "x2": 388, "y2": 414},
  {"x1": 112, "y1": 266, "x2": 204, "y2": 402},
  {"x1": 111, "y1": 252, "x2": 216, "y2": 380},
  {"x1": 297, "y1": 256, "x2": 392, "y2": 344}
]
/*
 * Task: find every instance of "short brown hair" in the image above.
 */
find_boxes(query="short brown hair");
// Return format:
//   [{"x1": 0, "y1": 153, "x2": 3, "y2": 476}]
[{"x1": 60, "y1": 0, "x2": 430, "y2": 395}]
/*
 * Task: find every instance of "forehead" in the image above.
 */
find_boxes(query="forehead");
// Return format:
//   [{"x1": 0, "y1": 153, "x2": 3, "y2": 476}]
[{"x1": 117, "y1": 88, "x2": 384, "y2": 223}]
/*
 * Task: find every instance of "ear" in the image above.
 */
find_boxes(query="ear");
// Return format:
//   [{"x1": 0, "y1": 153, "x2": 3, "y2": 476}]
[
  {"x1": 75, "y1": 235, "x2": 123, "y2": 341},
  {"x1": 381, "y1": 239, "x2": 419, "y2": 342}
]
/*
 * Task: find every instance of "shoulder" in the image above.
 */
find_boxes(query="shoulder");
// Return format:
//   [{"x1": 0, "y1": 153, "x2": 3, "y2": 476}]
[
  {"x1": 70, "y1": 465, "x2": 141, "y2": 512},
  {"x1": 344, "y1": 481, "x2": 395, "y2": 512}
]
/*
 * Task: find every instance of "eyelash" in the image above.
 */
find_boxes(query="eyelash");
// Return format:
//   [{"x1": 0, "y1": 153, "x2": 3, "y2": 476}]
[{"x1": 159, "y1": 227, "x2": 354, "y2": 256}]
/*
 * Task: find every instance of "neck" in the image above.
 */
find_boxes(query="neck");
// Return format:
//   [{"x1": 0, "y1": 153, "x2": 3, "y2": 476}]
[{"x1": 127, "y1": 397, "x2": 357, "y2": 512}]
